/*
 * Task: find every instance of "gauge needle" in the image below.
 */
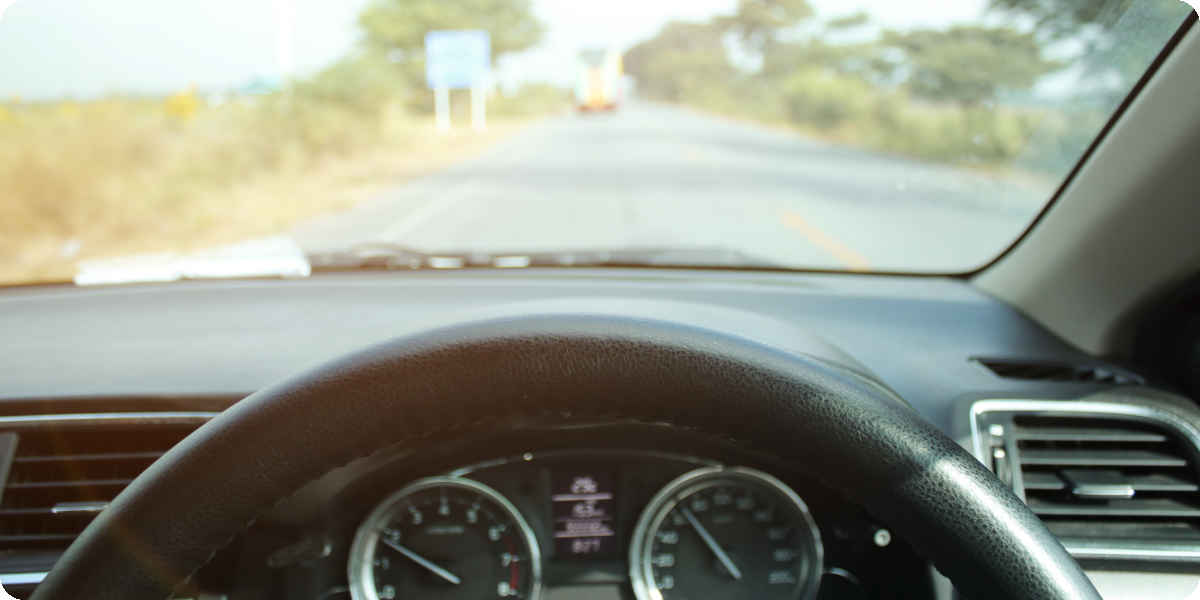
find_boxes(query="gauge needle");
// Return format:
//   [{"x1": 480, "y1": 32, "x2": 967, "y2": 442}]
[
  {"x1": 680, "y1": 507, "x2": 742, "y2": 581},
  {"x1": 380, "y1": 538, "x2": 462, "y2": 585}
]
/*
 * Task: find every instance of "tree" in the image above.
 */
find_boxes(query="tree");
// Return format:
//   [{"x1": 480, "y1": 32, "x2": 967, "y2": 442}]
[
  {"x1": 987, "y1": 0, "x2": 1190, "y2": 41},
  {"x1": 881, "y1": 26, "x2": 1058, "y2": 106},
  {"x1": 826, "y1": 11, "x2": 870, "y2": 31},
  {"x1": 760, "y1": 13, "x2": 881, "y2": 81},
  {"x1": 624, "y1": 20, "x2": 737, "y2": 102},
  {"x1": 358, "y1": 0, "x2": 543, "y2": 58},
  {"x1": 988, "y1": 0, "x2": 1192, "y2": 96},
  {"x1": 719, "y1": 0, "x2": 815, "y2": 54},
  {"x1": 989, "y1": 0, "x2": 1137, "y2": 40},
  {"x1": 295, "y1": 53, "x2": 408, "y2": 116},
  {"x1": 354, "y1": 0, "x2": 544, "y2": 111},
  {"x1": 762, "y1": 38, "x2": 886, "y2": 82}
]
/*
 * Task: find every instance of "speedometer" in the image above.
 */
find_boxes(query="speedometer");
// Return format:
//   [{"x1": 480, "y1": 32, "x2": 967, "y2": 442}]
[
  {"x1": 629, "y1": 466, "x2": 823, "y2": 600},
  {"x1": 348, "y1": 477, "x2": 542, "y2": 600}
]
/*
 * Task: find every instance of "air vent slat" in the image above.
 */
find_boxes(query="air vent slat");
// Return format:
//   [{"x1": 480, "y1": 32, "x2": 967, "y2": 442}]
[
  {"x1": 1123, "y1": 473, "x2": 1200, "y2": 492},
  {"x1": 1045, "y1": 519, "x2": 1200, "y2": 542},
  {"x1": 1022, "y1": 471, "x2": 1067, "y2": 490},
  {"x1": 1020, "y1": 449, "x2": 1187, "y2": 467},
  {"x1": 0, "y1": 508, "x2": 61, "y2": 516},
  {"x1": 0, "y1": 422, "x2": 202, "y2": 554},
  {"x1": 0, "y1": 534, "x2": 79, "y2": 544},
  {"x1": 1022, "y1": 471, "x2": 1200, "y2": 493},
  {"x1": 1028, "y1": 497, "x2": 1200, "y2": 518},
  {"x1": 1014, "y1": 426, "x2": 1166, "y2": 443},
  {"x1": 975, "y1": 403, "x2": 1200, "y2": 562},
  {"x1": 13, "y1": 451, "x2": 164, "y2": 463},
  {"x1": 5, "y1": 478, "x2": 134, "y2": 489}
]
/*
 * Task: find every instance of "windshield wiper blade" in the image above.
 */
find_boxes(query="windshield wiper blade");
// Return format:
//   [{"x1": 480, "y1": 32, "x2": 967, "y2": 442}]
[
  {"x1": 305, "y1": 243, "x2": 781, "y2": 271},
  {"x1": 306, "y1": 242, "x2": 442, "y2": 270},
  {"x1": 575, "y1": 247, "x2": 781, "y2": 268}
]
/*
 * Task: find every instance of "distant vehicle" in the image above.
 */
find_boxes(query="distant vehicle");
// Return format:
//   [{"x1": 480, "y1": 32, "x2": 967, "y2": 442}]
[{"x1": 575, "y1": 48, "x2": 623, "y2": 111}]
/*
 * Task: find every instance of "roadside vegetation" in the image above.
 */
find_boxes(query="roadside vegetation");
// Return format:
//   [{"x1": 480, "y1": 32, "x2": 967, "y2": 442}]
[
  {"x1": 1, "y1": 0, "x2": 1190, "y2": 284},
  {"x1": 0, "y1": 0, "x2": 561, "y2": 284},
  {"x1": 625, "y1": 0, "x2": 1189, "y2": 171}
]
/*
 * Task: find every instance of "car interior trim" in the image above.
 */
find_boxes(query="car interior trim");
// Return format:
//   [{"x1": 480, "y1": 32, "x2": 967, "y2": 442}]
[
  {"x1": 1061, "y1": 541, "x2": 1200, "y2": 563},
  {"x1": 0, "y1": 572, "x2": 47, "y2": 586},
  {"x1": 975, "y1": 16, "x2": 1200, "y2": 355},
  {"x1": 445, "y1": 448, "x2": 721, "y2": 478},
  {"x1": 970, "y1": 397, "x2": 1200, "y2": 564},
  {"x1": 969, "y1": 399, "x2": 1200, "y2": 462},
  {"x1": 0, "y1": 412, "x2": 219, "y2": 429}
]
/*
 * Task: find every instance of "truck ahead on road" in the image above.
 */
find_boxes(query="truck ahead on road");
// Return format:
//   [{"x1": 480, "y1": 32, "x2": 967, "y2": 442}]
[{"x1": 575, "y1": 48, "x2": 623, "y2": 112}]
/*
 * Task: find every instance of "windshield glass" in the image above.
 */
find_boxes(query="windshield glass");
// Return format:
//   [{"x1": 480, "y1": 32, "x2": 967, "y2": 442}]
[{"x1": 0, "y1": 0, "x2": 1193, "y2": 284}]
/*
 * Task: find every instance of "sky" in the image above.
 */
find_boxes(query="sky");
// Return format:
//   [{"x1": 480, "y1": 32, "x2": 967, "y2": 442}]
[{"x1": 0, "y1": 0, "x2": 992, "y2": 100}]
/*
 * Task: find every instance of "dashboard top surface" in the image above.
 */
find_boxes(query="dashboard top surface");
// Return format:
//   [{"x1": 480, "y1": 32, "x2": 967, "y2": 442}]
[{"x1": 0, "y1": 268, "x2": 1101, "y2": 431}]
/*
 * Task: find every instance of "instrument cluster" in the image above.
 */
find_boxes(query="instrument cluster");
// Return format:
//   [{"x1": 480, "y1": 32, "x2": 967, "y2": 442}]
[{"x1": 342, "y1": 450, "x2": 915, "y2": 600}]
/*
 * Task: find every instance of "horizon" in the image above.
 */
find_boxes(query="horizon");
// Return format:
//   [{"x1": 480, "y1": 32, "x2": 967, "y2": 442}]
[{"x1": 0, "y1": 0, "x2": 990, "y2": 101}]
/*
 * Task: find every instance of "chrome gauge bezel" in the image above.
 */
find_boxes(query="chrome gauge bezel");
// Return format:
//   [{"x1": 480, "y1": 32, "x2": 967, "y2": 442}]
[
  {"x1": 628, "y1": 466, "x2": 824, "y2": 600},
  {"x1": 347, "y1": 476, "x2": 543, "y2": 600}
]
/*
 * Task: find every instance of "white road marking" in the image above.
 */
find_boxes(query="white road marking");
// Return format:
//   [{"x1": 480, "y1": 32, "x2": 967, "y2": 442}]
[{"x1": 377, "y1": 180, "x2": 481, "y2": 243}]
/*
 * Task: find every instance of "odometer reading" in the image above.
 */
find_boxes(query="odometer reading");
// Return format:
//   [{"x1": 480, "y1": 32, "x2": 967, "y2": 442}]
[
  {"x1": 630, "y1": 467, "x2": 823, "y2": 600},
  {"x1": 551, "y1": 470, "x2": 617, "y2": 558},
  {"x1": 348, "y1": 477, "x2": 542, "y2": 600}
]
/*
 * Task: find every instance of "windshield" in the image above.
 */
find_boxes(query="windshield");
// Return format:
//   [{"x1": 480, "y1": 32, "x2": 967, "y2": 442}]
[{"x1": 0, "y1": 0, "x2": 1193, "y2": 284}]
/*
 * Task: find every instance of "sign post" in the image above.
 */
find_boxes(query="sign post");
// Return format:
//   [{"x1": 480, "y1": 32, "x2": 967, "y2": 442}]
[
  {"x1": 434, "y1": 86, "x2": 451, "y2": 132},
  {"x1": 424, "y1": 30, "x2": 491, "y2": 133},
  {"x1": 471, "y1": 83, "x2": 486, "y2": 131}
]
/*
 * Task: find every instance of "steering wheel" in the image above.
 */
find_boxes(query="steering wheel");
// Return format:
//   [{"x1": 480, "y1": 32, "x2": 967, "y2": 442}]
[{"x1": 30, "y1": 315, "x2": 1100, "y2": 600}]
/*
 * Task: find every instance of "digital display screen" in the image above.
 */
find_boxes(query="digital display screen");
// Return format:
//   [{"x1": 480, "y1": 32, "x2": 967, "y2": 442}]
[{"x1": 551, "y1": 470, "x2": 617, "y2": 558}]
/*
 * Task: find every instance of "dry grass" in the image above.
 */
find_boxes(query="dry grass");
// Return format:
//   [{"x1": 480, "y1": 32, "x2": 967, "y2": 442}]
[{"x1": 0, "y1": 95, "x2": 539, "y2": 284}]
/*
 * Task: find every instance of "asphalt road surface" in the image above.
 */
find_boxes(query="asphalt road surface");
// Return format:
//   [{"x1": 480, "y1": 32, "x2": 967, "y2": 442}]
[{"x1": 292, "y1": 102, "x2": 1050, "y2": 273}]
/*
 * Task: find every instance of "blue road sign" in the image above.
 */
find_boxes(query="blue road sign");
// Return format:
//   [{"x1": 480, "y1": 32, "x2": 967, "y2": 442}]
[{"x1": 425, "y1": 30, "x2": 491, "y2": 89}]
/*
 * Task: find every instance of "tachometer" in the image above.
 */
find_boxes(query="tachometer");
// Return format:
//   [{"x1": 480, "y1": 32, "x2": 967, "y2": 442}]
[
  {"x1": 348, "y1": 477, "x2": 542, "y2": 600},
  {"x1": 629, "y1": 466, "x2": 823, "y2": 600}
]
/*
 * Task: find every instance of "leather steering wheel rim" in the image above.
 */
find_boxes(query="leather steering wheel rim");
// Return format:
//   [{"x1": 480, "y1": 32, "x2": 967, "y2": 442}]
[{"x1": 31, "y1": 315, "x2": 1100, "y2": 600}]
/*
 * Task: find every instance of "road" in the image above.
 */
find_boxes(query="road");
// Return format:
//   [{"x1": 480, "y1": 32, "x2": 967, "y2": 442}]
[{"x1": 292, "y1": 102, "x2": 1049, "y2": 273}]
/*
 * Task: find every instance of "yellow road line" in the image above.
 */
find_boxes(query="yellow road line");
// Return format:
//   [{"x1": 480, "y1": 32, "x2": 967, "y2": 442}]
[{"x1": 780, "y1": 211, "x2": 872, "y2": 272}]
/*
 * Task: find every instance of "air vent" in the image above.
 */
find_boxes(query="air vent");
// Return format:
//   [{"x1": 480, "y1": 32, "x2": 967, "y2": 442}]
[
  {"x1": 973, "y1": 400, "x2": 1200, "y2": 563},
  {"x1": 0, "y1": 420, "x2": 203, "y2": 553},
  {"x1": 973, "y1": 358, "x2": 1144, "y2": 385}
]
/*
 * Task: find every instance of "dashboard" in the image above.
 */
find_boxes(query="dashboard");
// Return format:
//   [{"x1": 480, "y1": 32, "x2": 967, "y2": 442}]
[{"x1": 0, "y1": 269, "x2": 1197, "y2": 599}]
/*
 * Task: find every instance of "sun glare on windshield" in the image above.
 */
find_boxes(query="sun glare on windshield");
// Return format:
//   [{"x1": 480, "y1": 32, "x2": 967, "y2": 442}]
[{"x1": 0, "y1": 0, "x2": 1193, "y2": 284}]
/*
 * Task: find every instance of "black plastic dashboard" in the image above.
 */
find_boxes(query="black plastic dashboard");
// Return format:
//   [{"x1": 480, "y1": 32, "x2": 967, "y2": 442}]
[
  {"x1": 0, "y1": 268, "x2": 1197, "y2": 599},
  {"x1": 0, "y1": 268, "x2": 1112, "y2": 432}
]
